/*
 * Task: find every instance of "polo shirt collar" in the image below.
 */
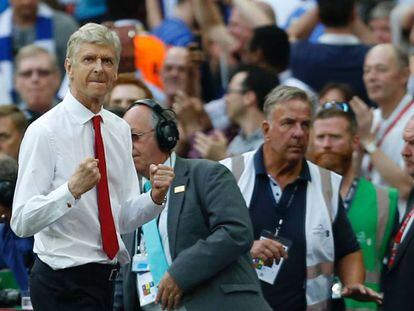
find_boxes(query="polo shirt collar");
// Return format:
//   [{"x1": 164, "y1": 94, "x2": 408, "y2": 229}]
[{"x1": 253, "y1": 145, "x2": 311, "y2": 182}]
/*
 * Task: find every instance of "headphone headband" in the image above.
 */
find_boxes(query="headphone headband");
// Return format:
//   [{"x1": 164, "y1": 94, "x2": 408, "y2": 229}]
[{"x1": 131, "y1": 99, "x2": 179, "y2": 151}]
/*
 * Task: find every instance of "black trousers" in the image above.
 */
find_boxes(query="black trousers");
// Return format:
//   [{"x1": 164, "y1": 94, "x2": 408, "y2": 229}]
[{"x1": 30, "y1": 258, "x2": 119, "y2": 311}]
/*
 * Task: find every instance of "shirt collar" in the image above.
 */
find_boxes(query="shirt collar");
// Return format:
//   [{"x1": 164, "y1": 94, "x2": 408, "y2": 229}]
[
  {"x1": 317, "y1": 33, "x2": 360, "y2": 45},
  {"x1": 163, "y1": 152, "x2": 176, "y2": 168},
  {"x1": 253, "y1": 145, "x2": 311, "y2": 182},
  {"x1": 63, "y1": 91, "x2": 107, "y2": 125}
]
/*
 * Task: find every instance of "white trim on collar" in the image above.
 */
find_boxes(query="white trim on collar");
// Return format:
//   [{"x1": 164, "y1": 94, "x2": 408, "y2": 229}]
[{"x1": 317, "y1": 33, "x2": 360, "y2": 45}]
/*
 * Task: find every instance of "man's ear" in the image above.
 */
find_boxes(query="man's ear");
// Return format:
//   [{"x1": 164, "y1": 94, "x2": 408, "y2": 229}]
[
  {"x1": 353, "y1": 134, "x2": 360, "y2": 150},
  {"x1": 65, "y1": 58, "x2": 73, "y2": 80},
  {"x1": 262, "y1": 120, "x2": 270, "y2": 141}
]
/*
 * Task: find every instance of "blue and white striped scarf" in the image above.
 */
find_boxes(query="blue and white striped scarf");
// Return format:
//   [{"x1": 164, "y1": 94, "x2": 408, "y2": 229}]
[{"x1": 0, "y1": 3, "x2": 55, "y2": 101}]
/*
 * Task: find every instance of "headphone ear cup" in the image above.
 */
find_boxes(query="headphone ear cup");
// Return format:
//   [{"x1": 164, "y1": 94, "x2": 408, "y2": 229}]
[
  {"x1": 156, "y1": 120, "x2": 179, "y2": 151},
  {"x1": 132, "y1": 99, "x2": 179, "y2": 151}
]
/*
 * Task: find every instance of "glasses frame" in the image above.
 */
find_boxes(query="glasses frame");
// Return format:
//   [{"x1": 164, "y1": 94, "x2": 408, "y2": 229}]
[{"x1": 131, "y1": 129, "x2": 155, "y2": 142}]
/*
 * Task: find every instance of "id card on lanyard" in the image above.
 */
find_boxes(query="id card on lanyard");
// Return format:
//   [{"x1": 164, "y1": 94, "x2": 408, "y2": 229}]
[
  {"x1": 253, "y1": 230, "x2": 292, "y2": 284},
  {"x1": 253, "y1": 182, "x2": 297, "y2": 284},
  {"x1": 133, "y1": 231, "x2": 158, "y2": 306}
]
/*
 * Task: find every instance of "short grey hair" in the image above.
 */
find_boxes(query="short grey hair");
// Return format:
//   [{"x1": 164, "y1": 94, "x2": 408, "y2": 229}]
[
  {"x1": 394, "y1": 46, "x2": 409, "y2": 70},
  {"x1": 66, "y1": 23, "x2": 121, "y2": 66},
  {"x1": 367, "y1": 44, "x2": 409, "y2": 70},
  {"x1": 15, "y1": 44, "x2": 59, "y2": 73},
  {"x1": 369, "y1": 1, "x2": 395, "y2": 21},
  {"x1": 0, "y1": 154, "x2": 18, "y2": 181},
  {"x1": 264, "y1": 85, "x2": 312, "y2": 120}
]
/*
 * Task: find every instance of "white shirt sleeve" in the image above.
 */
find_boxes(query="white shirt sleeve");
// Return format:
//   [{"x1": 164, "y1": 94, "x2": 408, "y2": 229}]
[{"x1": 11, "y1": 123, "x2": 75, "y2": 238}]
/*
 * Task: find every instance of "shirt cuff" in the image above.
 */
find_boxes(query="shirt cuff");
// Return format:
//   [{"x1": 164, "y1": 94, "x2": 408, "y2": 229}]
[
  {"x1": 63, "y1": 182, "x2": 78, "y2": 208},
  {"x1": 149, "y1": 190, "x2": 167, "y2": 206}
]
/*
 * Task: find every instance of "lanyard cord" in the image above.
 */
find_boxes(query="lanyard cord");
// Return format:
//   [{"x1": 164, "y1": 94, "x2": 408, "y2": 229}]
[{"x1": 274, "y1": 184, "x2": 299, "y2": 236}]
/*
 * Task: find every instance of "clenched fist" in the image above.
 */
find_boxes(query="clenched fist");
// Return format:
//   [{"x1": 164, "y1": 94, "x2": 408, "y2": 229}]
[
  {"x1": 149, "y1": 164, "x2": 175, "y2": 205},
  {"x1": 250, "y1": 239, "x2": 288, "y2": 264},
  {"x1": 68, "y1": 158, "x2": 100, "y2": 199}
]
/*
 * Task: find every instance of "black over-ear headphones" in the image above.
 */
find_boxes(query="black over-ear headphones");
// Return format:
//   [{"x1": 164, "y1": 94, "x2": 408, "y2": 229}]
[
  {"x1": 131, "y1": 99, "x2": 179, "y2": 151},
  {"x1": 0, "y1": 180, "x2": 15, "y2": 208}
]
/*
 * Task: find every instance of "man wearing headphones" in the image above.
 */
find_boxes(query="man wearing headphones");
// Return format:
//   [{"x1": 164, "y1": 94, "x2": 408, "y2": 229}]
[{"x1": 122, "y1": 99, "x2": 271, "y2": 311}]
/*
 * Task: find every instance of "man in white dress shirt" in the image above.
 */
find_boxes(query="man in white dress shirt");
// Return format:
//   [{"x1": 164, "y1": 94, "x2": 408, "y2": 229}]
[{"x1": 10, "y1": 23, "x2": 174, "y2": 311}]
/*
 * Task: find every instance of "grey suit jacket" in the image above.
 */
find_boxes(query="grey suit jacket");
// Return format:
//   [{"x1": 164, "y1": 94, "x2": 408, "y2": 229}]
[{"x1": 122, "y1": 157, "x2": 270, "y2": 311}]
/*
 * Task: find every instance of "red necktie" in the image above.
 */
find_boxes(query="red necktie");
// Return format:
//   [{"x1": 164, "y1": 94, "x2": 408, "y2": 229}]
[{"x1": 92, "y1": 115, "x2": 119, "y2": 259}]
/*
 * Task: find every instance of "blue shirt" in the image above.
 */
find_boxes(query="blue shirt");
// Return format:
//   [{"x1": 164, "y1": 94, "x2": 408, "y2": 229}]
[
  {"x1": 0, "y1": 224, "x2": 33, "y2": 290},
  {"x1": 290, "y1": 40, "x2": 371, "y2": 104},
  {"x1": 152, "y1": 18, "x2": 194, "y2": 47},
  {"x1": 249, "y1": 147, "x2": 359, "y2": 310}
]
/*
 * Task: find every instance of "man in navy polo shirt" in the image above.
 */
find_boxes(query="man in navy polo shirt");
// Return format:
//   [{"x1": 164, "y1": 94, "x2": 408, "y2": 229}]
[{"x1": 221, "y1": 85, "x2": 382, "y2": 310}]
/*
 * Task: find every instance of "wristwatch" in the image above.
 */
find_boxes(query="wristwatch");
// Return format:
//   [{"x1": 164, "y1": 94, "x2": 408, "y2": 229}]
[{"x1": 363, "y1": 140, "x2": 378, "y2": 154}]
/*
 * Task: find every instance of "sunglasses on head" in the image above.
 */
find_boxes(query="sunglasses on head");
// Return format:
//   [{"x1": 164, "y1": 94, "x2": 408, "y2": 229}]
[
  {"x1": 319, "y1": 101, "x2": 356, "y2": 117},
  {"x1": 320, "y1": 101, "x2": 352, "y2": 112}
]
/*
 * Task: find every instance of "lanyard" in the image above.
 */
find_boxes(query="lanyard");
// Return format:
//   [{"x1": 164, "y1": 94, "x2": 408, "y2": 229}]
[
  {"x1": 388, "y1": 208, "x2": 414, "y2": 268},
  {"x1": 374, "y1": 100, "x2": 414, "y2": 148},
  {"x1": 343, "y1": 178, "x2": 359, "y2": 211},
  {"x1": 274, "y1": 184, "x2": 298, "y2": 236},
  {"x1": 135, "y1": 228, "x2": 144, "y2": 255},
  {"x1": 368, "y1": 100, "x2": 414, "y2": 173}
]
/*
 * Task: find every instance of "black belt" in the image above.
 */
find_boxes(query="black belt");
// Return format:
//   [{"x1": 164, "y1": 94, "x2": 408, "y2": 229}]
[{"x1": 34, "y1": 257, "x2": 120, "y2": 281}]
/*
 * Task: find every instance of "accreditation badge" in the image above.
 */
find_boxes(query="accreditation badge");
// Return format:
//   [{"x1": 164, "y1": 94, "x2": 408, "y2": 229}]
[
  {"x1": 133, "y1": 254, "x2": 158, "y2": 306},
  {"x1": 253, "y1": 230, "x2": 292, "y2": 285}
]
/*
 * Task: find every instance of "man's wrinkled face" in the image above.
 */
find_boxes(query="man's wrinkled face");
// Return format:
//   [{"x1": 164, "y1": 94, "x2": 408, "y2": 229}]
[
  {"x1": 263, "y1": 99, "x2": 312, "y2": 164},
  {"x1": 369, "y1": 17, "x2": 392, "y2": 44},
  {"x1": 312, "y1": 117, "x2": 355, "y2": 175},
  {"x1": 363, "y1": 45, "x2": 408, "y2": 105},
  {"x1": 123, "y1": 105, "x2": 164, "y2": 179},
  {"x1": 228, "y1": 8, "x2": 253, "y2": 54},
  {"x1": 161, "y1": 47, "x2": 189, "y2": 100},
  {"x1": 15, "y1": 53, "x2": 60, "y2": 113},
  {"x1": 66, "y1": 43, "x2": 118, "y2": 105},
  {"x1": 402, "y1": 119, "x2": 414, "y2": 177},
  {"x1": 0, "y1": 116, "x2": 23, "y2": 160}
]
